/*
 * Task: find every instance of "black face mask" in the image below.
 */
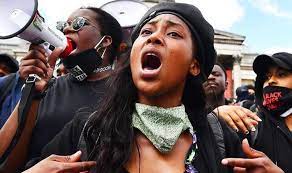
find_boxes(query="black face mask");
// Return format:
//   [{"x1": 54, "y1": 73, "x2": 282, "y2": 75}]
[
  {"x1": 262, "y1": 86, "x2": 292, "y2": 117},
  {"x1": 62, "y1": 36, "x2": 108, "y2": 81}
]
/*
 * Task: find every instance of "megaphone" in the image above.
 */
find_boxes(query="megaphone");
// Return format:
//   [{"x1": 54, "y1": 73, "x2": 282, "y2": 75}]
[
  {"x1": 0, "y1": 0, "x2": 73, "y2": 58},
  {"x1": 100, "y1": 0, "x2": 148, "y2": 53}
]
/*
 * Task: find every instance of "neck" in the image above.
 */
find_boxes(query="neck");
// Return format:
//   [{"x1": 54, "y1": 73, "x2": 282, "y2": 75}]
[
  {"x1": 205, "y1": 94, "x2": 225, "y2": 111},
  {"x1": 138, "y1": 87, "x2": 184, "y2": 108},
  {"x1": 285, "y1": 114, "x2": 292, "y2": 131}
]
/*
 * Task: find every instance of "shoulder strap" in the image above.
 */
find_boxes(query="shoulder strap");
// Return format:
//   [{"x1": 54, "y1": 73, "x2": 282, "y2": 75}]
[
  {"x1": 0, "y1": 75, "x2": 40, "y2": 173},
  {"x1": 207, "y1": 112, "x2": 226, "y2": 158}
]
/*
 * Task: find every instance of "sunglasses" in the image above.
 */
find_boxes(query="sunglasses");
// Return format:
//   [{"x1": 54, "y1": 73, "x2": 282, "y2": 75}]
[{"x1": 56, "y1": 16, "x2": 96, "y2": 33}]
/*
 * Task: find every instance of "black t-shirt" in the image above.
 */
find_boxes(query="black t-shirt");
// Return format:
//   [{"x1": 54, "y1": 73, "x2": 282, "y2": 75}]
[{"x1": 26, "y1": 75, "x2": 108, "y2": 163}]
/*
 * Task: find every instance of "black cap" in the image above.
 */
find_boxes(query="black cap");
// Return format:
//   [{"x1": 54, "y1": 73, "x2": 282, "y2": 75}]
[
  {"x1": 253, "y1": 52, "x2": 292, "y2": 75},
  {"x1": 131, "y1": 2, "x2": 216, "y2": 81},
  {"x1": 0, "y1": 53, "x2": 19, "y2": 73}
]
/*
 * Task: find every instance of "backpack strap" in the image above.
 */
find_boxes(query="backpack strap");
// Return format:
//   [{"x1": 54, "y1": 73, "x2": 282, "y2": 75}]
[
  {"x1": 0, "y1": 74, "x2": 40, "y2": 173},
  {"x1": 207, "y1": 112, "x2": 226, "y2": 158}
]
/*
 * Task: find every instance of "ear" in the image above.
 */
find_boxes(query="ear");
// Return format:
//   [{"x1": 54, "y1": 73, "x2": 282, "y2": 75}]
[
  {"x1": 225, "y1": 81, "x2": 228, "y2": 90},
  {"x1": 102, "y1": 35, "x2": 112, "y2": 47},
  {"x1": 189, "y1": 58, "x2": 200, "y2": 77}
]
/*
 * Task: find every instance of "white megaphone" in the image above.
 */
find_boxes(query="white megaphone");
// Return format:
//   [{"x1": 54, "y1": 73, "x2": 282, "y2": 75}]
[
  {"x1": 100, "y1": 0, "x2": 148, "y2": 52},
  {"x1": 0, "y1": 0, "x2": 73, "y2": 58}
]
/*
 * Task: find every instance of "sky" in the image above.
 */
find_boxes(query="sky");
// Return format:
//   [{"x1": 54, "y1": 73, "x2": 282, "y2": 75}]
[{"x1": 37, "y1": 0, "x2": 292, "y2": 54}]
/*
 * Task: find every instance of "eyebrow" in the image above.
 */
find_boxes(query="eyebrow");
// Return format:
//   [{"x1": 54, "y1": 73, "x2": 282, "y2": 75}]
[{"x1": 147, "y1": 18, "x2": 185, "y2": 29}]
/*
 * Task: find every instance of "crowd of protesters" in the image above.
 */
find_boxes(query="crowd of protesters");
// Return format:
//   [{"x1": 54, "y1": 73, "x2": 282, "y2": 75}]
[{"x1": 0, "y1": 2, "x2": 291, "y2": 173}]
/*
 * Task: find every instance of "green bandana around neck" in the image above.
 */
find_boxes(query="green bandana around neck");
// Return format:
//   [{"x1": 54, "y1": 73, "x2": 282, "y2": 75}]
[{"x1": 132, "y1": 103, "x2": 194, "y2": 153}]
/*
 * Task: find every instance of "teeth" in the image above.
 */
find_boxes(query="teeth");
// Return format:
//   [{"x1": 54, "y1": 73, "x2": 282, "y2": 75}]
[{"x1": 147, "y1": 52, "x2": 158, "y2": 56}]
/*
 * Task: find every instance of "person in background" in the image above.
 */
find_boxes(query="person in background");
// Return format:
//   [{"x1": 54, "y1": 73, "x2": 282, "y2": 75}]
[
  {"x1": 0, "y1": 53, "x2": 19, "y2": 77},
  {"x1": 1, "y1": 7, "x2": 123, "y2": 171},
  {"x1": 203, "y1": 62, "x2": 228, "y2": 112},
  {"x1": 0, "y1": 54, "x2": 22, "y2": 128},
  {"x1": 203, "y1": 62, "x2": 260, "y2": 134},
  {"x1": 223, "y1": 52, "x2": 291, "y2": 172},
  {"x1": 24, "y1": 2, "x2": 243, "y2": 173},
  {"x1": 235, "y1": 85, "x2": 256, "y2": 110}
]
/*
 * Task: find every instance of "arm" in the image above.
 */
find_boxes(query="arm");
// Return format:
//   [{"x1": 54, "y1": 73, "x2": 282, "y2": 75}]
[
  {"x1": 0, "y1": 46, "x2": 62, "y2": 172},
  {"x1": 0, "y1": 102, "x2": 20, "y2": 156},
  {"x1": 25, "y1": 111, "x2": 90, "y2": 169}
]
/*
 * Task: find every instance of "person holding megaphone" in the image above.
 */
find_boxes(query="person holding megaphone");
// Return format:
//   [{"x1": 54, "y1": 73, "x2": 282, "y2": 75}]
[{"x1": 0, "y1": 6, "x2": 123, "y2": 172}]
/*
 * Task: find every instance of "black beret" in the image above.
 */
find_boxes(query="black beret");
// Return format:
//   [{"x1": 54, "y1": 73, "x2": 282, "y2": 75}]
[{"x1": 131, "y1": 2, "x2": 216, "y2": 81}]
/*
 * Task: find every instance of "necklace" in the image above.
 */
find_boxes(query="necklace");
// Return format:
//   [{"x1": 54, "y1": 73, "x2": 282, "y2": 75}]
[{"x1": 93, "y1": 65, "x2": 112, "y2": 73}]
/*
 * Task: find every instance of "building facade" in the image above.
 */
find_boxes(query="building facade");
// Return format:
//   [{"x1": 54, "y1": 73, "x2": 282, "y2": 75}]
[{"x1": 0, "y1": 0, "x2": 258, "y2": 100}]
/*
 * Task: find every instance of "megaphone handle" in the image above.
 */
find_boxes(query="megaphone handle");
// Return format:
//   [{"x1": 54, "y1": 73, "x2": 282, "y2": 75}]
[{"x1": 40, "y1": 42, "x2": 53, "y2": 55}]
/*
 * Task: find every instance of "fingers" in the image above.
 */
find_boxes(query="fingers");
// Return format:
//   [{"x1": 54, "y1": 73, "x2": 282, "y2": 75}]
[
  {"x1": 216, "y1": 105, "x2": 260, "y2": 134},
  {"x1": 29, "y1": 44, "x2": 47, "y2": 55},
  {"x1": 221, "y1": 113, "x2": 239, "y2": 132},
  {"x1": 227, "y1": 109, "x2": 249, "y2": 134},
  {"x1": 42, "y1": 152, "x2": 96, "y2": 173},
  {"x1": 233, "y1": 167, "x2": 246, "y2": 173},
  {"x1": 241, "y1": 107, "x2": 262, "y2": 122},
  {"x1": 20, "y1": 48, "x2": 49, "y2": 80},
  {"x1": 222, "y1": 157, "x2": 256, "y2": 168},
  {"x1": 61, "y1": 161, "x2": 96, "y2": 172},
  {"x1": 241, "y1": 139, "x2": 264, "y2": 158},
  {"x1": 234, "y1": 108, "x2": 256, "y2": 132},
  {"x1": 48, "y1": 151, "x2": 82, "y2": 163},
  {"x1": 48, "y1": 47, "x2": 63, "y2": 69}
]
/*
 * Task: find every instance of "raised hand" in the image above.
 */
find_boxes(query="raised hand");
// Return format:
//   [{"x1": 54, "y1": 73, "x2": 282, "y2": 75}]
[{"x1": 19, "y1": 44, "x2": 63, "y2": 92}]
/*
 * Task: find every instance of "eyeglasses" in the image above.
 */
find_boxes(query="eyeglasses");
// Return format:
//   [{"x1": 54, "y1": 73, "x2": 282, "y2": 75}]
[{"x1": 56, "y1": 16, "x2": 96, "y2": 33}]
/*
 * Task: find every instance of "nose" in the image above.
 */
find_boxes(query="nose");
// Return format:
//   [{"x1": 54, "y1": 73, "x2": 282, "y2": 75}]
[
  {"x1": 267, "y1": 75, "x2": 277, "y2": 86},
  {"x1": 208, "y1": 74, "x2": 215, "y2": 80},
  {"x1": 146, "y1": 32, "x2": 163, "y2": 45},
  {"x1": 63, "y1": 25, "x2": 75, "y2": 35}
]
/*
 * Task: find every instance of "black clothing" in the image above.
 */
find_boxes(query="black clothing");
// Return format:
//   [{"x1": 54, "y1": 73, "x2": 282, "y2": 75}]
[
  {"x1": 253, "y1": 52, "x2": 292, "y2": 75},
  {"x1": 37, "y1": 110, "x2": 243, "y2": 173},
  {"x1": 26, "y1": 75, "x2": 107, "y2": 164},
  {"x1": 253, "y1": 111, "x2": 292, "y2": 173}
]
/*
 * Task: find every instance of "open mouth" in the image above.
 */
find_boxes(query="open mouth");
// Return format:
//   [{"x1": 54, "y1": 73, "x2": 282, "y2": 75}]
[
  {"x1": 142, "y1": 53, "x2": 161, "y2": 71},
  {"x1": 60, "y1": 38, "x2": 77, "y2": 58},
  {"x1": 68, "y1": 38, "x2": 77, "y2": 51}
]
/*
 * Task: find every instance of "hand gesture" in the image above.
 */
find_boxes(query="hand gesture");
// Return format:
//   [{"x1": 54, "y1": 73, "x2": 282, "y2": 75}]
[
  {"x1": 22, "y1": 151, "x2": 96, "y2": 173},
  {"x1": 213, "y1": 105, "x2": 261, "y2": 134},
  {"x1": 19, "y1": 44, "x2": 63, "y2": 92},
  {"x1": 222, "y1": 139, "x2": 284, "y2": 173}
]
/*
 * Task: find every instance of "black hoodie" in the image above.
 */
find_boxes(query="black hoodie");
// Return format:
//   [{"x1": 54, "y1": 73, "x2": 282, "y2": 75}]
[{"x1": 252, "y1": 77, "x2": 292, "y2": 173}]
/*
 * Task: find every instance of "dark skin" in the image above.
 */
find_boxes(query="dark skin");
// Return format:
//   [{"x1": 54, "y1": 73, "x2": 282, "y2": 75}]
[
  {"x1": 0, "y1": 63, "x2": 12, "y2": 77},
  {"x1": 125, "y1": 132, "x2": 192, "y2": 173},
  {"x1": 203, "y1": 64, "x2": 228, "y2": 110},
  {"x1": 204, "y1": 66, "x2": 260, "y2": 134},
  {"x1": 222, "y1": 139, "x2": 284, "y2": 173},
  {"x1": 127, "y1": 14, "x2": 200, "y2": 172},
  {"x1": 23, "y1": 151, "x2": 96, "y2": 173},
  {"x1": 5, "y1": 9, "x2": 119, "y2": 172},
  {"x1": 19, "y1": 9, "x2": 113, "y2": 92}
]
